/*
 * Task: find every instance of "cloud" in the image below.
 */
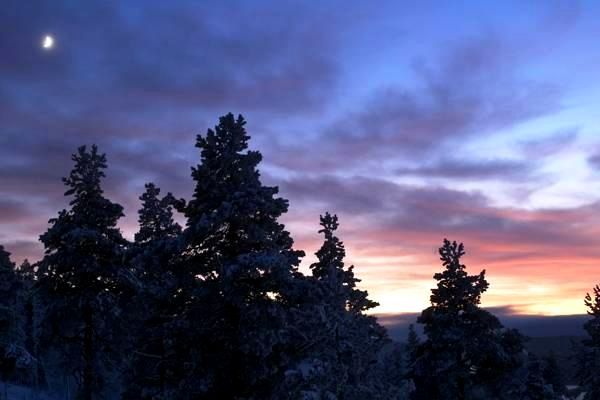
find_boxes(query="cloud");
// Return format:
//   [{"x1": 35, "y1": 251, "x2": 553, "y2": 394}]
[
  {"x1": 0, "y1": 199, "x2": 37, "y2": 224},
  {"x1": 519, "y1": 128, "x2": 579, "y2": 158},
  {"x1": 394, "y1": 158, "x2": 533, "y2": 180},
  {"x1": 1, "y1": 240, "x2": 43, "y2": 265},
  {"x1": 0, "y1": 0, "x2": 344, "y2": 221},
  {"x1": 280, "y1": 174, "x2": 600, "y2": 266},
  {"x1": 588, "y1": 152, "x2": 600, "y2": 171},
  {"x1": 269, "y1": 34, "x2": 563, "y2": 173},
  {"x1": 1, "y1": 0, "x2": 341, "y2": 118},
  {"x1": 0, "y1": 0, "x2": 352, "y2": 254}
]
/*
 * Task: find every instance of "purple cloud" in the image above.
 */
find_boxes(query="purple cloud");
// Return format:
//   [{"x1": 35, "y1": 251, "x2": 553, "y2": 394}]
[
  {"x1": 394, "y1": 158, "x2": 533, "y2": 180},
  {"x1": 520, "y1": 128, "x2": 579, "y2": 158},
  {"x1": 268, "y1": 34, "x2": 564, "y2": 174},
  {"x1": 279, "y1": 174, "x2": 600, "y2": 264}
]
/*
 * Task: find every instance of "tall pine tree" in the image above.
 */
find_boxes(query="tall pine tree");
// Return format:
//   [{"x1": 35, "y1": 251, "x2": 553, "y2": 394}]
[
  {"x1": 37, "y1": 145, "x2": 126, "y2": 400},
  {"x1": 523, "y1": 354, "x2": 559, "y2": 400},
  {"x1": 16, "y1": 259, "x2": 43, "y2": 389},
  {"x1": 412, "y1": 239, "x2": 527, "y2": 400},
  {"x1": 577, "y1": 284, "x2": 600, "y2": 399},
  {"x1": 279, "y1": 213, "x2": 391, "y2": 399},
  {"x1": 542, "y1": 352, "x2": 565, "y2": 397},
  {"x1": 0, "y1": 245, "x2": 23, "y2": 387},
  {"x1": 176, "y1": 113, "x2": 305, "y2": 398},
  {"x1": 134, "y1": 183, "x2": 181, "y2": 244},
  {"x1": 17, "y1": 260, "x2": 35, "y2": 357},
  {"x1": 310, "y1": 212, "x2": 378, "y2": 313},
  {"x1": 122, "y1": 182, "x2": 183, "y2": 400},
  {"x1": 405, "y1": 324, "x2": 419, "y2": 372}
]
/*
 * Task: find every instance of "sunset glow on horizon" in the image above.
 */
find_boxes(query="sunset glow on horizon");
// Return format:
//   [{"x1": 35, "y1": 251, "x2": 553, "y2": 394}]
[{"x1": 3, "y1": 0, "x2": 600, "y2": 318}]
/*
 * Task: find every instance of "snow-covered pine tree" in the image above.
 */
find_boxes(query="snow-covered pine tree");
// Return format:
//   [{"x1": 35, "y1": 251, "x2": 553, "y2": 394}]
[
  {"x1": 36, "y1": 145, "x2": 126, "y2": 400},
  {"x1": 405, "y1": 324, "x2": 419, "y2": 371},
  {"x1": 134, "y1": 183, "x2": 181, "y2": 245},
  {"x1": 312, "y1": 212, "x2": 386, "y2": 397},
  {"x1": 412, "y1": 239, "x2": 527, "y2": 400},
  {"x1": 278, "y1": 213, "x2": 395, "y2": 399},
  {"x1": 0, "y1": 245, "x2": 22, "y2": 387},
  {"x1": 310, "y1": 212, "x2": 378, "y2": 313},
  {"x1": 176, "y1": 113, "x2": 305, "y2": 398},
  {"x1": 523, "y1": 354, "x2": 559, "y2": 400},
  {"x1": 16, "y1": 259, "x2": 43, "y2": 389},
  {"x1": 577, "y1": 284, "x2": 600, "y2": 399},
  {"x1": 542, "y1": 352, "x2": 565, "y2": 397},
  {"x1": 16, "y1": 259, "x2": 34, "y2": 281},
  {"x1": 16, "y1": 259, "x2": 35, "y2": 354},
  {"x1": 16, "y1": 260, "x2": 35, "y2": 354},
  {"x1": 121, "y1": 182, "x2": 183, "y2": 400}
]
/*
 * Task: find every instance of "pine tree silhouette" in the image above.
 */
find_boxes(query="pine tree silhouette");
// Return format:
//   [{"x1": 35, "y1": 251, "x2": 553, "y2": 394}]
[
  {"x1": 577, "y1": 285, "x2": 600, "y2": 399},
  {"x1": 0, "y1": 246, "x2": 22, "y2": 388},
  {"x1": 176, "y1": 113, "x2": 305, "y2": 398},
  {"x1": 37, "y1": 145, "x2": 126, "y2": 400},
  {"x1": 412, "y1": 239, "x2": 527, "y2": 400},
  {"x1": 122, "y1": 182, "x2": 182, "y2": 399},
  {"x1": 310, "y1": 212, "x2": 378, "y2": 313}
]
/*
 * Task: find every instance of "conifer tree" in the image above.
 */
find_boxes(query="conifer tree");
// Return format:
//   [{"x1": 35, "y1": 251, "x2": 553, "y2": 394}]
[
  {"x1": 523, "y1": 354, "x2": 559, "y2": 400},
  {"x1": 412, "y1": 239, "x2": 527, "y2": 400},
  {"x1": 16, "y1": 259, "x2": 42, "y2": 388},
  {"x1": 584, "y1": 285, "x2": 600, "y2": 345},
  {"x1": 577, "y1": 284, "x2": 600, "y2": 399},
  {"x1": 16, "y1": 260, "x2": 35, "y2": 354},
  {"x1": 0, "y1": 245, "x2": 22, "y2": 386},
  {"x1": 134, "y1": 183, "x2": 181, "y2": 244},
  {"x1": 17, "y1": 259, "x2": 34, "y2": 281},
  {"x1": 36, "y1": 145, "x2": 126, "y2": 400},
  {"x1": 176, "y1": 113, "x2": 305, "y2": 398},
  {"x1": 310, "y1": 212, "x2": 378, "y2": 313},
  {"x1": 542, "y1": 352, "x2": 565, "y2": 396},
  {"x1": 405, "y1": 324, "x2": 419, "y2": 370},
  {"x1": 122, "y1": 182, "x2": 183, "y2": 400},
  {"x1": 279, "y1": 213, "x2": 391, "y2": 399}
]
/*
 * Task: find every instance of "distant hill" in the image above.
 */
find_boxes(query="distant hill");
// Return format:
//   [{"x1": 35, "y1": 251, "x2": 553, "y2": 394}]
[{"x1": 377, "y1": 311, "x2": 588, "y2": 340}]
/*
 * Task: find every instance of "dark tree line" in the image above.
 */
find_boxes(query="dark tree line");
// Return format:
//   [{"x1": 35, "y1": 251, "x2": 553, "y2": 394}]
[{"x1": 0, "y1": 113, "x2": 594, "y2": 399}]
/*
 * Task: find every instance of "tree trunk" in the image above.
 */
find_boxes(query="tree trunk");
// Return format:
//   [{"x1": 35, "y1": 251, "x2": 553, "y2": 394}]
[
  {"x1": 82, "y1": 304, "x2": 94, "y2": 400},
  {"x1": 159, "y1": 326, "x2": 166, "y2": 398}
]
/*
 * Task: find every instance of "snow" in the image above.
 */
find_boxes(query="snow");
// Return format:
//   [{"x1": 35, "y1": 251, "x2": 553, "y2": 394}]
[{"x1": 0, "y1": 382, "x2": 55, "y2": 400}]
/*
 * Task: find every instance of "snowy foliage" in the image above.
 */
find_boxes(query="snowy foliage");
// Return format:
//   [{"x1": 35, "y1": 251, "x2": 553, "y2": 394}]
[
  {"x1": 575, "y1": 285, "x2": 600, "y2": 399},
  {"x1": 36, "y1": 145, "x2": 127, "y2": 400},
  {"x1": 121, "y1": 182, "x2": 184, "y2": 399},
  {"x1": 275, "y1": 214, "x2": 404, "y2": 399},
  {"x1": 411, "y1": 239, "x2": 559, "y2": 400}
]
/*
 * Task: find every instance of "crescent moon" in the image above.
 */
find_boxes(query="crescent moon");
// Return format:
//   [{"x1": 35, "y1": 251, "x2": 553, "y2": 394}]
[{"x1": 42, "y1": 35, "x2": 54, "y2": 50}]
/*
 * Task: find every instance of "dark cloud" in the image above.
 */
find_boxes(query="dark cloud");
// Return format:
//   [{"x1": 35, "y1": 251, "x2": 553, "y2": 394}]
[
  {"x1": 1, "y1": 1, "x2": 340, "y2": 116},
  {"x1": 0, "y1": 0, "x2": 350, "y2": 254}
]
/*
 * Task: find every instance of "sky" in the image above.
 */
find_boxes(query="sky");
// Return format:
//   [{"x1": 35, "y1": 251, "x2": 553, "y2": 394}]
[{"x1": 2, "y1": 0, "x2": 600, "y2": 318}]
